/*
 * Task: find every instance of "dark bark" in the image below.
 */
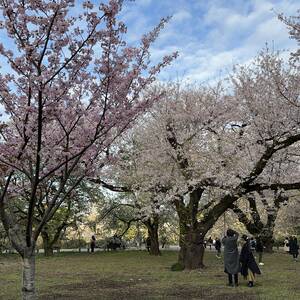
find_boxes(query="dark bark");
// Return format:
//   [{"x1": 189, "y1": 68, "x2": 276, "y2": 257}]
[
  {"x1": 178, "y1": 226, "x2": 205, "y2": 269},
  {"x1": 258, "y1": 206, "x2": 278, "y2": 253},
  {"x1": 171, "y1": 181, "x2": 241, "y2": 269},
  {"x1": 231, "y1": 192, "x2": 284, "y2": 253},
  {"x1": 144, "y1": 216, "x2": 161, "y2": 256},
  {"x1": 175, "y1": 190, "x2": 207, "y2": 269},
  {"x1": 41, "y1": 231, "x2": 54, "y2": 256},
  {"x1": 39, "y1": 201, "x2": 71, "y2": 257},
  {"x1": 260, "y1": 233, "x2": 274, "y2": 253}
]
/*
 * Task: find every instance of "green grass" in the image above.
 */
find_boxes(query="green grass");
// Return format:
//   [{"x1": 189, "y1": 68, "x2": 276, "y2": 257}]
[{"x1": 0, "y1": 250, "x2": 299, "y2": 299}]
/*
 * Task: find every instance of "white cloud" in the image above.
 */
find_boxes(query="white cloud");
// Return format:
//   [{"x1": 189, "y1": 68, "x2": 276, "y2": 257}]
[
  {"x1": 172, "y1": 10, "x2": 192, "y2": 23},
  {"x1": 150, "y1": 0, "x2": 299, "y2": 83}
]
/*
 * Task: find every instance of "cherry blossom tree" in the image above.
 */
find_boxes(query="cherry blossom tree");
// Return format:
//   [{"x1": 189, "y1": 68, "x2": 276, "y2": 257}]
[
  {"x1": 90, "y1": 156, "x2": 171, "y2": 256},
  {"x1": 0, "y1": 1, "x2": 177, "y2": 298},
  {"x1": 276, "y1": 193, "x2": 300, "y2": 237},
  {"x1": 279, "y1": 10, "x2": 300, "y2": 62},
  {"x1": 230, "y1": 191, "x2": 289, "y2": 252},
  {"x1": 95, "y1": 188, "x2": 165, "y2": 255},
  {"x1": 124, "y1": 49, "x2": 300, "y2": 269},
  {"x1": 230, "y1": 147, "x2": 300, "y2": 252}
]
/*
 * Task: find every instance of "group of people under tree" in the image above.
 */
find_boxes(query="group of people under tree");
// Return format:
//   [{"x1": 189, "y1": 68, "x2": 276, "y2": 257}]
[
  {"x1": 222, "y1": 229, "x2": 261, "y2": 288},
  {"x1": 222, "y1": 228, "x2": 299, "y2": 288}
]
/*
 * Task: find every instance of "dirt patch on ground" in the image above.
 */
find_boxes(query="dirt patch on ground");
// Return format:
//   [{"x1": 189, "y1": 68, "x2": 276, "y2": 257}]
[
  {"x1": 41, "y1": 277, "x2": 153, "y2": 299},
  {"x1": 58, "y1": 277, "x2": 138, "y2": 290},
  {"x1": 206, "y1": 293, "x2": 258, "y2": 300},
  {"x1": 163, "y1": 285, "x2": 213, "y2": 299},
  {"x1": 41, "y1": 279, "x2": 260, "y2": 300}
]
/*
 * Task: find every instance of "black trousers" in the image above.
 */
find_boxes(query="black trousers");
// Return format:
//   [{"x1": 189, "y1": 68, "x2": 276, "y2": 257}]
[{"x1": 228, "y1": 273, "x2": 238, "y2": 284}]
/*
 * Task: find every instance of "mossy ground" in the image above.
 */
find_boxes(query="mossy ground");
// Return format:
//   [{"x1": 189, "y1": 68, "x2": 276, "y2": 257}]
[{"x1": 0, "y1": 250, "x2": 299, "y2": 299}]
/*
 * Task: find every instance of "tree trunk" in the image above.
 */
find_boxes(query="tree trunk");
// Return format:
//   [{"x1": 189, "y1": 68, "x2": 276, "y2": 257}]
[
  {"x1": 148, "y1": 226, "x2": 160, "y2": 256},
  {"x1": 41, "y1": 231, "x2": 54, "y2": 256},
  {"x1": 175, "y1": 189, "x2": 207, "y2": 269},
  {"x1": 44, "y1": 245, "x2": 54, "y2": 256},
  {"x1": 22, "y1": 250, "x2": 36, "y2": 300},
  {"x1": 263, "y1": 237, "x2": 274, "y2": 253},
  {"x1": 260, "y1": 231, "x2": 274, "y2": 253},
  {"x1": 178, "y1": 227, "x2": 205, "y2": 269},
  {"x1": 260, "y1": 211, "x2": 277, "y2": 253},
  {"x1": 144, "y1": 217, "x2": 161, "y2": 256}
]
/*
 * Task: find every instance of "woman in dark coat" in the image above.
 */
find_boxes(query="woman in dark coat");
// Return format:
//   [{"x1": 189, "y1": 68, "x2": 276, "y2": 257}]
[
  {"x1": 289, "y1": 237, "x2": 299, "y2": 261},
  {"x1": 222, "y1": 229, "x2": 240, "y2": 286},
  {"x1": 240, "y1": 235, "x2": 261, "y2": 287}
]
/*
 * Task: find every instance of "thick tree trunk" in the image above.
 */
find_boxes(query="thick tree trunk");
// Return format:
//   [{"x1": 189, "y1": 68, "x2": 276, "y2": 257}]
[
  {"x1": 259, "y1": 211, "x2": 277, "y2": 253},
  {"x1": 148, "y1": 227, "x2": 160, "y2": 256},
  {"x1": 263, "y1": 237, "x2": 274, "y2": 253},
  {"x1": 260, "y1": 231, "x2": 274, "y2": 253},
  {"x1": 178, "y1": 227, "x2": 205, "y2": 269},
  {"x1": 41, "y1": 231, "x2": 54, "y2": 256},
  {"x1": 22, "y1": 250, "x2": 36, "y2": 300},
  {"x1": 144, "y1": 217, "x2": 161, "y2": 256},
  {"x1": 175, "y1": 189, "x2": 207, "y2": 269},
  {"x1": 44, "y1": 245, "x2": 54, "y2": 256}
]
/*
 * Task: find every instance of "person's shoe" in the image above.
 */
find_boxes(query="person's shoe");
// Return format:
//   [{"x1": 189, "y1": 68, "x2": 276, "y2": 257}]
[
  {"x1": 259, "y1": 262, "x2": 264, "y2": 265},
  {"x1": 227, "y1": 283, "x2": 234, "y2": 287},
  {"x1": 248, "y1": 281, "x2": 254, "y2": 287},
  {"x1": 234, "y1": 283, "x2": 239, "y2": 287}
]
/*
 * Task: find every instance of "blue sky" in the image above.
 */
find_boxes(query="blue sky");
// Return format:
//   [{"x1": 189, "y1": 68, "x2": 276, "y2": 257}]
[
  {"x1": 119, "y1": 0, "x2": 299, "y2": 83},
  {"x1": 0, "y1": 0, "x2": 299, "y2": 120},
  {"x1": 0, "y1": 0, "x2": 298, "y2": 83}
]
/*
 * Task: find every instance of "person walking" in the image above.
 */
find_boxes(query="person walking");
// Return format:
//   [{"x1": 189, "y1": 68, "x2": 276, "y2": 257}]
[
  {"x1": 90, "y1": 235, "x2": 96, "y2": 253},
  {"x1": 255, "y1": 237, "x2": 264, "y2": 266},
  {"x1": 289, "y1": 237, "x2": 299, "y2": 262},
  {"x1": 240, "y1": 235, "x2": 261, "y2": 287},
  {"x1": 215, "y1": 238, "x2": 222, "y2": 258},
  {"x1": 222, "y1": 229, "x2": 240, "y2": 287}
]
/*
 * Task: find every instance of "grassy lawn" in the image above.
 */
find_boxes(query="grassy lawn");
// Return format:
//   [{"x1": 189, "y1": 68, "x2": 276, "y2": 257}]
[{"x1": 0, "y1": 250, "x2": 299, "y2": 299}]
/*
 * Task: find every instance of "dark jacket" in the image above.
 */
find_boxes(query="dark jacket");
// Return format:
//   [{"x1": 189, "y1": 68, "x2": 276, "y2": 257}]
[
  {"x1": 222, "y1": 233, "x2": 240, "y2": 274},
  {"x1": 240, "y1": 240, "x2": 261, "y2": 278},
  {"x1": 289, "y1": 239, "x2": 299, "y2": 255},
  {"x1": 215, "y1": 239, "x2": 221, "y2": 251}
]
